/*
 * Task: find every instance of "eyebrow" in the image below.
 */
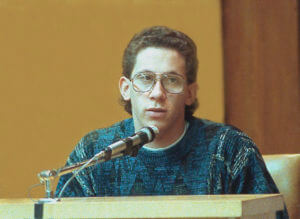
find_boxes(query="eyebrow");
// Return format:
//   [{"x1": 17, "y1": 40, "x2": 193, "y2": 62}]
[{"x1": 137, "y1": 70, "x2": 180, "y2": 75}]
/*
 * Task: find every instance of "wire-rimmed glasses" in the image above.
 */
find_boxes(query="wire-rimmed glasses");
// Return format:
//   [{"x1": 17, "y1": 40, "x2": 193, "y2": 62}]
[{"x1": 131, "y1": 72, "x2": 186, "y2": 94}]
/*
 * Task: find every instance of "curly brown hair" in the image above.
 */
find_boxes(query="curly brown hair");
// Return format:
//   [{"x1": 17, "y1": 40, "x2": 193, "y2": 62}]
[{"x1": 120, "y1": 26, "x2": 198, "y2": 119}]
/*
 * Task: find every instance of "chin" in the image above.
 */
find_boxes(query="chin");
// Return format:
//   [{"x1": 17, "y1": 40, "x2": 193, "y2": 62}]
[
  {"x1": 145, "y1": 120, "x2": 169, "y2": 132},
  {"x1": 136, "y1": 114, "x2": 173, "y2": 132}
]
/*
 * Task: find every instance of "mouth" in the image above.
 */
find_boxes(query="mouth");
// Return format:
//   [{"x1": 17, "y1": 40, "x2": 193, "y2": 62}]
[
  {"x1": 145, "y1": 108, "x2": 167, "y2": 118},
  {"x1": 146, "y1": 108, "x2": 167, "y2": 112}
]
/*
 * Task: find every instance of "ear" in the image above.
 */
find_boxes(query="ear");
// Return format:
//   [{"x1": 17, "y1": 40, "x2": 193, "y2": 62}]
[
  {"x1": 185, "y1": 82, "x2": 198, "y2": 106},
  {"x1": 119, "y1": 76, "x2": 131, "y2": 101}
]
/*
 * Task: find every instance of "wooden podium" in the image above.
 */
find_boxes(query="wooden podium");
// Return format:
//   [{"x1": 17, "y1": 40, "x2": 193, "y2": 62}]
[{"x1": 0, "y1": 194, "x2": 284, "y2": 218}]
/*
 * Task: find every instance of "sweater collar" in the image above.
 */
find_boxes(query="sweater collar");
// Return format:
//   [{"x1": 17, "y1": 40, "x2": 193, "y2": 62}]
[{"x1": 135, "y1": 117, "x2": 203, "y2": 166}]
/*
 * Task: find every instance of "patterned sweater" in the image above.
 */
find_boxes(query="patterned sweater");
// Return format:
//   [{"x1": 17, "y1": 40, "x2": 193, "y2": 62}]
[{"x1": 55, "y1": 117, "x2": 288, "y2": 218}]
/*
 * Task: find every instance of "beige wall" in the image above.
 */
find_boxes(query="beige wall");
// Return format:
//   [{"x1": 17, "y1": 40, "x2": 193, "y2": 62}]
[{"x1": 0, "y1": 0, "x2": 224, "y2": 198}]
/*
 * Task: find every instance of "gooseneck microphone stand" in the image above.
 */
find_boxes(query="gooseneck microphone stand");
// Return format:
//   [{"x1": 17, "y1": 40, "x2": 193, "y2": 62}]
[
  {"x1": 38, "y1": 150, "x2": 121, "y2": 199},
  {"x1": 37, "y1": 126, "x2": 158, "y2": 200}
]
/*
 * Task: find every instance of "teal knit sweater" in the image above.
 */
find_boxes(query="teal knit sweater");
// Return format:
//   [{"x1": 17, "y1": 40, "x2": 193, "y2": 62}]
[{"x1": 55, "y1": 117, "x2": 288, "y2": 218}]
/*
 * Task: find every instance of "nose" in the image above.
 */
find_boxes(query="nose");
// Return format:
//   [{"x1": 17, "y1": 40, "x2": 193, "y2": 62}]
[{"x1": 148, "y1": 80, "x2": 167, "y2": 100}]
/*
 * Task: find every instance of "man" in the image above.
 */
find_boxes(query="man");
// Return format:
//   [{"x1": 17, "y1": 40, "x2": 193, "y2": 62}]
[{"x1": 55, "y1": 26, "x2": 287, "y2": 218}]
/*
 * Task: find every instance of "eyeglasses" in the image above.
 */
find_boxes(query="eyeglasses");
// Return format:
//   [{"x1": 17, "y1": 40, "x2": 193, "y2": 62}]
[{"x1": 131, "y1": 72, "x2": 186, "y2": 94}]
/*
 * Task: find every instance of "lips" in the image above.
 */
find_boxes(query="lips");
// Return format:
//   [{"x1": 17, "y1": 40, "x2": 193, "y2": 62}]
[
  {"x1": 145, "y1": 108, "x2": 167, "y2": 118},
  {"x1": 146, "y1": 108, "x2": 167, "y2": 112}
]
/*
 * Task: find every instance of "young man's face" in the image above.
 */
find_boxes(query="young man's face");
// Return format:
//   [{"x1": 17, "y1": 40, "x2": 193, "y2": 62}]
[{"x1": 120, "y1": 47, "x2": 196, "y2": 135}]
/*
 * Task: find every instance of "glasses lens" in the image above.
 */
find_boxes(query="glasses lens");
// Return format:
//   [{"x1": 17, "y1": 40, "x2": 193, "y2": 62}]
[
  {"x1": 132, "y1": 72, "x2": 155, "y2": 92},
  {"x1": 161, "y1": 74, "x2": 184, "y2": 93}
]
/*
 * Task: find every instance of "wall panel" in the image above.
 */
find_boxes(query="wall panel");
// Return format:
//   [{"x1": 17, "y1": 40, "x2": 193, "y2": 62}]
[{"x1": 222, "y1": 0, "x2": 300, "y2": 154}]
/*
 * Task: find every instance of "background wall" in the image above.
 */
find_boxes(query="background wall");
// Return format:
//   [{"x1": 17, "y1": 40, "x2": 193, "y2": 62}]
[
  {"x1": 222, "y1": 0, "x2": 300, "y2": 154},
  {"x1": 0, "y1": 0, "x2": 224, "y2": 198}
]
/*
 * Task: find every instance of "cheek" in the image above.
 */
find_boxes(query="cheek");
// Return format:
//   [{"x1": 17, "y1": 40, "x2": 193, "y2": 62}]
[
  {"x1": 170, "y1": 95, "x2": 186, "y2": 107},
  {"x1": 130, "y1": 92, "x2": 145, "y2": 111}
]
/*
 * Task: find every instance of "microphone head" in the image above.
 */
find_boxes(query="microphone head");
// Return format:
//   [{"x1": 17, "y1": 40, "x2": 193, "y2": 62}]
[
  {"x1": 149, "y1": 126, "x2": 159, "y2": 135},
  {"x1": 140, "y1": 126, "x2": 159, "y2": 142}
]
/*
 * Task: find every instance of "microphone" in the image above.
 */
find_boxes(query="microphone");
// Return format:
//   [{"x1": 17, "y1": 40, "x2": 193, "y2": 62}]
[
  {"x1": 37, "y1": 126, "x2": 159, "y2": 199},
  {"x1": 101, "y1": 126, "x2": 159, "y2": 160}
]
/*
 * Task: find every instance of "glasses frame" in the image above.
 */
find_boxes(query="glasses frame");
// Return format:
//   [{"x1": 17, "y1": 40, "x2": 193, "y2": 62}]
[{"x1": 130, "y1": 72, "x2": 186, "y2": 94}]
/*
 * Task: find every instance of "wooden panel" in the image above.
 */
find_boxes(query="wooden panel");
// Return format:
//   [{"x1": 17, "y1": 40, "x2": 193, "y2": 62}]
[
  {"x1": 0, "y1": 194, "x2": 284, "y2": 218},
  {"x1": 222, "y1": 0, "x2": 300, "y2": 154}
]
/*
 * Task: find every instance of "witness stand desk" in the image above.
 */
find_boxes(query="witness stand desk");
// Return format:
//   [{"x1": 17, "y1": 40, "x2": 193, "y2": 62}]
[{"x1": 0, "y1": 194, "x2": 284, "y2": 218}]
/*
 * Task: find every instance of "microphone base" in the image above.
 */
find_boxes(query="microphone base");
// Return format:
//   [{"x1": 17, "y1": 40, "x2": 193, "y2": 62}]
[{"x1": 37, "y1": 198, "x2": 60, "y2": 204}]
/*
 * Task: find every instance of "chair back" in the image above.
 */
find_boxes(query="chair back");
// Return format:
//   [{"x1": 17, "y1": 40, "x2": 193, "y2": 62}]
[{"x1": 263, "y1": 154, "x2": 300, "y2": 218}]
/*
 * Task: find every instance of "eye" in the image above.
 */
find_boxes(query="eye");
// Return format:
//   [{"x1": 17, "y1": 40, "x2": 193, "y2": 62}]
[
  {"x1": 137, "y1": 73, "x2": 154, "y2": 82},
  {"x1": 166, "y1": 75, "x2": 180, "y2": 84},
  {"x1": 169, "y1": 76, "x2": 179, "y2": 83},
  {"x1": 143, "y1": 74, "x2": 152, "y2": 81}
]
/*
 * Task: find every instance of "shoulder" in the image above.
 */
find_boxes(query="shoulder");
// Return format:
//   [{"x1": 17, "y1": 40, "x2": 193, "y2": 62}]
[
  {"x1": 68, "y1": 118, "x2": 134, "y2": 163},
  {"x1": 196, "y1": 118, "x2": 263, "y2": 179},
  {"x1": 189, "y1": 117, "x2": 261, "y2": 163},
  {"x1": 81, "y1": 118, "x2": 134, "y2": 147},
  {"x1": 188, "y1": 117, "x2": 235, "y2": 141}
]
